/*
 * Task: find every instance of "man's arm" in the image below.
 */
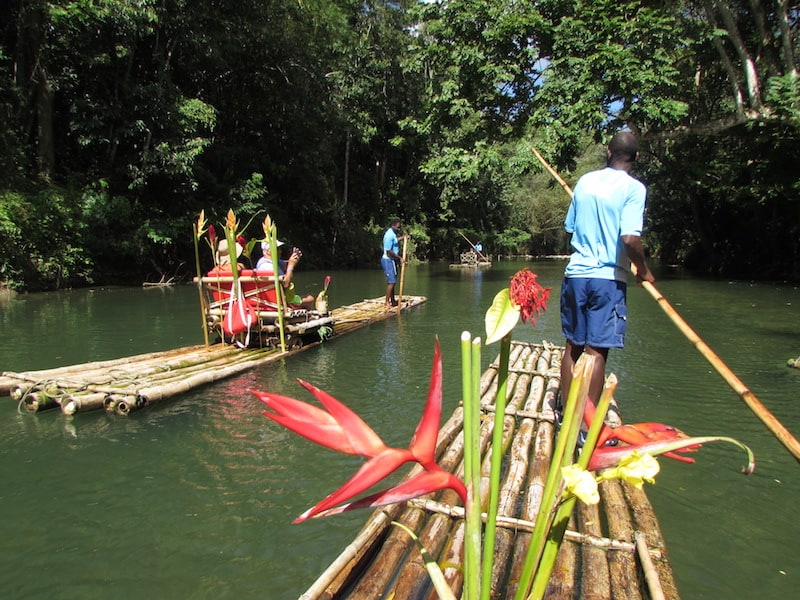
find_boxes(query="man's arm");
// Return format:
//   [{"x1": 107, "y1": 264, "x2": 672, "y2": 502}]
[{"x1": 621, "y1": 234, "x2": 655, "y2": 283}]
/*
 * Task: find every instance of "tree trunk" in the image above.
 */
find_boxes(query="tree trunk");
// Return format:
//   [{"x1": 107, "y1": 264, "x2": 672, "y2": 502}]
[{"x1": 36, "y1": 63, "x2": 55, "y2": 179}]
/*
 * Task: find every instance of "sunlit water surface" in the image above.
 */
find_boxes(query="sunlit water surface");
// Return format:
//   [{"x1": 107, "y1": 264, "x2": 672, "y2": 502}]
[{"x1": 1, "y1": 261, "x2": 798, "y2": 599}]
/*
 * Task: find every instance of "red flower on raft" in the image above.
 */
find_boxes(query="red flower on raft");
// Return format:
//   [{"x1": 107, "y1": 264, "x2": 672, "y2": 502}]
[
  {"x1": 252, "y1": 338, "x2": 467, "y2": 522},
  {"x1": 509, "y1": 268, "x2": 551, "y2": 325},
  {"x1": 583, "y1": 399, "x2": 755, "y2": 474}
]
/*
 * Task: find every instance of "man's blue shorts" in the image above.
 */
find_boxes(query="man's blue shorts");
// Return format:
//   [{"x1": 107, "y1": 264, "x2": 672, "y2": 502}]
[
  {"x1": 381, "y1": 257, "x2": 397, "y2": 284},
  {"x1": 560, "y1": 278, "x2": 627, "y2": 349}
]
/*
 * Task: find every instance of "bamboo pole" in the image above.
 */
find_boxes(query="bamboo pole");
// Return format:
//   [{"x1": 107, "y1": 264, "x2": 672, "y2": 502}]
[
  {"x1": 192, "y1": 221, "x2": 211, "y2": 346},
  {"x1": 396, "y1": 235, "x2": 408, "y2": 313},
  {"x1": 531, "y1": 145, "x2": 800, "y2": 463},
  {"x1": 530, "y1": 147, "x2": 574, "y2": 199},
  {"x1": 458, "y1": 231, "x2": 490, "y2": 263},
  {"x1": 637, "y1": 271, "x2": 800, "y2": 462},
  {"x1": 635, "y1": 531, "x2": 667, "y2": 600}
]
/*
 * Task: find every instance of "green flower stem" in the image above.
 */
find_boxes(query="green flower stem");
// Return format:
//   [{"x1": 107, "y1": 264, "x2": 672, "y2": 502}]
[
  {"x1": 528, "y1": 374, "x2": 617, "y2": 599},
  {"x1": 514, "y1": 354, "x2": 595, "y2": 600},
  {"x1": 480, "y1": 332, "x2": 511, "y2": 600},
  {"x1": 461, "y1": 332, "x2": 481, "y2": 598},
  {"x1": 192, "y1": 227, "x2": 210, "y2": 346},
  {"x1": 266, "y1": 228, "x2": 286, "y2": 352},
  {"x1": 392, "y1": 522, "x2": 457, "y2": 600}
]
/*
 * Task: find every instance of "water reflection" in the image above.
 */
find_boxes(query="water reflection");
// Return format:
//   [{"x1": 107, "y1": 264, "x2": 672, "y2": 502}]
[{"x1": 1, "y1": 264, "x2": 799, "y2": 599}]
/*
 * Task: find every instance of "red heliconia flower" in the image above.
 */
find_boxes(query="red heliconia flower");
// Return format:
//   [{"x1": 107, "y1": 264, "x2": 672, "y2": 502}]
[
  {"x1": 208, "y1": 225, "x2": 217, "y2": 247},
  {"x1": 583, "y1": 399, "x2": 701, "y2": 467},
  {"x1": 252, "y1": 338, "x2": 467, "y2": 523},
  {"x1": 509, "y1": 268, "x2": 551, "y2": 325}
]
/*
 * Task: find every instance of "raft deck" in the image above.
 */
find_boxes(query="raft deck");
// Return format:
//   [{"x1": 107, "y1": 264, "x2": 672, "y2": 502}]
[
  {"x1": 302, "y1": 341, "x2": 679, "y2": 600},
  {"x1": 0, "y1": 295, "x2": 426, "y2": 416}
]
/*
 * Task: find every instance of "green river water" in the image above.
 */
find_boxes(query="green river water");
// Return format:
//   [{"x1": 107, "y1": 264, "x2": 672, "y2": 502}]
[{"x1": 1, "y1": 259, "x2": 798, "y2": 599}]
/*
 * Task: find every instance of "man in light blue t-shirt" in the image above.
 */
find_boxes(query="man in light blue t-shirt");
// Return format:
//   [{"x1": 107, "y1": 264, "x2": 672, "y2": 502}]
[
  {"x1": 560, "y1": 132, "x2": 655, "y2": 410},
  {"x1": 381, "y1": 218, "x2": 406, "y2": 307}
]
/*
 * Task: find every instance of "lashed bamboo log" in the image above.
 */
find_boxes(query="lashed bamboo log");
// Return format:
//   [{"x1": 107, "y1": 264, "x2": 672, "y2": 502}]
[
  {"x1": 544, "y1": 513, "x2": 579, "y2": 599},
  {"x1": 622, "y1": 481, "x2": 679, "y2": 598},
  {"x1": 61, "y1": 392, "x2": 108, "y2": 415},
  {"x1": 601, "y1": 479, "x2": 641, "y2": 600},
  {"x1": 22, "y1": 391, "x2": 59, "y2": 413},
  {"x1": 576, "y1": 500, "x2": 612, "y2": 600}
]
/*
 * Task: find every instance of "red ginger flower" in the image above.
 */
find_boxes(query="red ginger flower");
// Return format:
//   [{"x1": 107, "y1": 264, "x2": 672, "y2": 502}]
[
  {"x1": 252, "y1": 338, "x2": 467, "y2": 522},
  {"x1": 509, "y1": 268, "x2": 551, "y2": 325}
]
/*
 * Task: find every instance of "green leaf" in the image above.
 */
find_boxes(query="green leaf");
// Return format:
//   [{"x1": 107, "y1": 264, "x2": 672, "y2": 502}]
[{"x1": 485, "y1": 288, "x2": 520, "y2": 345}]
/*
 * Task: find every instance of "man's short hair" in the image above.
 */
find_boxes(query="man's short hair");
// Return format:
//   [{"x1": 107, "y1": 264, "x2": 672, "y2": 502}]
[
  {"x1": 608, "y1": 132, "x2": 639, "y2": 163},
  {"x1": 389, "y1": 218, "x2": 401, "y2": 226}
]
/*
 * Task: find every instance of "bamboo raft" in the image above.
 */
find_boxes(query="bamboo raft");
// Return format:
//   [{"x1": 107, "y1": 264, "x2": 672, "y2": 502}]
[
  {"x1": 0, "y1": 295, "x2": 426, "y2": 416},
  {"x1": 301, "y1": 341, "x2": 679, "y2": 600},
  {"x1": 450, "y1": 250, "x2": 492, "y2": 269}
]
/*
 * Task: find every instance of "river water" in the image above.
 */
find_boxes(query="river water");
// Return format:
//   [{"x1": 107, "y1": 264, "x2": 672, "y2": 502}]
[{"x1": 1, "y1": 260, "x2": 798, "y2": 599}]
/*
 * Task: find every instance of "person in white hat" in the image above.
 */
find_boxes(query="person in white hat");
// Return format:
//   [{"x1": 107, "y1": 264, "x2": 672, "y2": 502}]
[{"x1": 215, "y1": 238, "x2": 244, "y2": 270}]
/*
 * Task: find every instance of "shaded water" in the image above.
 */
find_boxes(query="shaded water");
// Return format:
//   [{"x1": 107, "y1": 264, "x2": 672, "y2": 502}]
[{"x1": 1, "y1": 261, "x2": 799, "y2": 599}]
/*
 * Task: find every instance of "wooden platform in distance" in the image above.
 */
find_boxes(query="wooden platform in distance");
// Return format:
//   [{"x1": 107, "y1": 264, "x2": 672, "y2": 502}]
[
  {"x1": 0, "y1": 295, "x2": 426, "y2": 416},
  {"x1": 301, "y1": 341, "x2": 679, "y2": 600}
]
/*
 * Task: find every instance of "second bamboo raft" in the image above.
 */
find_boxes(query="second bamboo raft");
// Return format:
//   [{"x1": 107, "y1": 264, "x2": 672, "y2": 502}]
[
  {"x1": 1, "y1": 296, "x2": 426, "y2": 416},
  {"x1": 301, "y1": 341, "x2": 679, "y2": 600}
]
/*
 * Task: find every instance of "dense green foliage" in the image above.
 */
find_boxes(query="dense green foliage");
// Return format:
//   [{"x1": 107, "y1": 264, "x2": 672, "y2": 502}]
[{"x1": 1, "y1": 0, "x2": 798, "y2": 290}]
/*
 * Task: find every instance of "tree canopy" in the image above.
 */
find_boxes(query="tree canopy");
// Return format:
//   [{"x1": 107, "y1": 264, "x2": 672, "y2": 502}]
[{"x1": 1, "y1": 0, "x2": 798, "y2": 290}]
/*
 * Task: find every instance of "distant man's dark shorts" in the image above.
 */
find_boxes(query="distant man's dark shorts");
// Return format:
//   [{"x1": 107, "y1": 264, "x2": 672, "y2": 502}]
[
  {"x1": 560, "y1": 278, "x2": 627, "y2": 349},
  {"x1": 381, "y1": 257, "x2": 397, "y2": 284}
]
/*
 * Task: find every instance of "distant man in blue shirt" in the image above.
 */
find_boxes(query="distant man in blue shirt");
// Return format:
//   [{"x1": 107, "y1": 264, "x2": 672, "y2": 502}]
[
  {"x1": 381, "y1": 218, "x2": 406, "y2": 308},
  {"x1": 560, "y1": 132, "x2": 655, "y2": 410}
]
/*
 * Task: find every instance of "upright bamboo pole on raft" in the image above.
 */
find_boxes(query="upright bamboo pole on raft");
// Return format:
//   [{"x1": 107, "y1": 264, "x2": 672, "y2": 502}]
[
  {"x1": 396, "y1": 235, "x2": 408, "y2": 313},
  {"x1": 192, "y1": 222, "x2": 211, "y2": 346},
  {"x1": 531, "y1": 145, "x2": 800, "y2": 463}
]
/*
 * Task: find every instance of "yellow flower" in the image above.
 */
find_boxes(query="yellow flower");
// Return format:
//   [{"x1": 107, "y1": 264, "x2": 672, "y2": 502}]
[
  {"x1": 195, "y1": 209, "x2": 207, "y2": 238},
  {"x1": 262, "y1": 215, "x2": 274, "y2": 238},
  {"x1": 598, "y1": 451, "x2": 660, "y2": 489},
  {"x1": 561, "y1": 464, "x2": 599, "y2": 504},
  {"x1": 226, "y1": 208, "x2": 238, "y2": 234}
]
